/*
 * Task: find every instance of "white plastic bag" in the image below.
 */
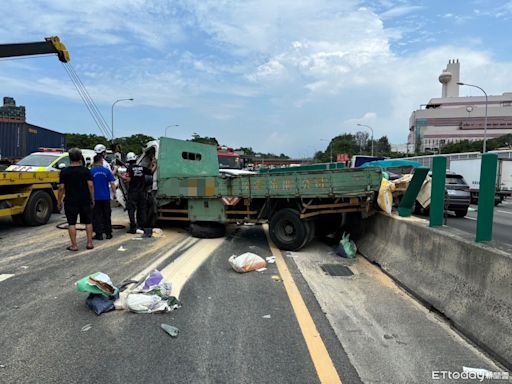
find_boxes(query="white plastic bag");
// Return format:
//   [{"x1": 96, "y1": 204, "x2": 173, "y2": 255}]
[
  {"x1": 229, "y1": 252, "x2": 267, "y2": 273},
  {"x1": 126, "y1": 293, "x2": 170, "y2": 313}
]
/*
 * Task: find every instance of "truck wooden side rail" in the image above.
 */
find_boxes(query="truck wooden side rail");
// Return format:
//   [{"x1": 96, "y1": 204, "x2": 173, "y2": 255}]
[
  {"x1": 141, "y1": 138, "x2": 382, "y2": 251},
  {"x1": 0, "y1": 171, "x2": 58, "y2": 225}
]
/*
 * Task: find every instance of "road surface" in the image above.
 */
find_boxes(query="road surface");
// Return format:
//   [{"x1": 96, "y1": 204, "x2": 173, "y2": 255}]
[
  {"x1": 0, "y1": 208, "x2": 505, "y2": 383},
  {"x1": 445, "y1": 200, "x2": 512, "y2": 246}
]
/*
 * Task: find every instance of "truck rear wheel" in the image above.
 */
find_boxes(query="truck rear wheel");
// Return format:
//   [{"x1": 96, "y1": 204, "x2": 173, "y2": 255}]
[
  {"x1": 23, "y1": 190, "x2": 53, "y2": 226},
  {"x1": 269, "y1": 208, "x2": 307, "y2": 251},
  {"x1": 189, "y1": 221, "x2": 226, "y2": 238}
]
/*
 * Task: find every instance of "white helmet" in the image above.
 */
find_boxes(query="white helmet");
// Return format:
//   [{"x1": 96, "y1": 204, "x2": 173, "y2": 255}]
[
  {"x1": 94, "y1": 144, "x2": 106, "y2": 154},
  {"x1": 126, "y1": 152, "x2": 137, "y2": 162}
]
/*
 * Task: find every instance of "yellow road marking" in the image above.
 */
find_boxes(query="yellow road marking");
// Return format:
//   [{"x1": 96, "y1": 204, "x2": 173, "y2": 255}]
[{"x1": 265, "y1": 226, "x2": 343, "y2": 384}]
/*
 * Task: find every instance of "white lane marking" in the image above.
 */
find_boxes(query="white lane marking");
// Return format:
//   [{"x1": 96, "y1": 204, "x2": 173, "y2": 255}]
[
  {"x1": 130, "y1": 237, "x2": 197, "y2": 285},
  {"x1": 497, "y1": 210, "x2": 512, "y2": 215},
  {"x1": 160, "y1": 237, "x2": 225, "y2": 299},
  {"x1": 0, "y1": 274, "x2": 14, "y2": 282}
]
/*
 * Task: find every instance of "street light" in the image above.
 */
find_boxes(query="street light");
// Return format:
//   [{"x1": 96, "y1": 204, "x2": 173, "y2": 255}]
[
  {"x1": 165, "y1": 124, "x2": 179, "y2": 137},
  {"x1": 320, "y1": 139, "x2": 333, "y2": 163},
  {"x1": 457, "y1": 82, "x2": 488, "y2": 153},
  {"x1": 111, "y1": 98, "x2": 134, "y2": 140},
  {"x1": 357, "y1": 123, "x2": 374, "y2": 156}
]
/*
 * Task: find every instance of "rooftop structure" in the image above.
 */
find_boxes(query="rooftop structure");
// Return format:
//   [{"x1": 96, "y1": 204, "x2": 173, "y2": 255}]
[{"x1": 408, "y1": 61, "x2": 512, "y2": 153}]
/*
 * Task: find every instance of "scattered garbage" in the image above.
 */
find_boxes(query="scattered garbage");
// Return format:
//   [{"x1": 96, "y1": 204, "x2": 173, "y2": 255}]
[
  {"x1": 20, "y1": 265, "x2": 28, "y2": 269},
  {"x1": 86, "y1": 293, "x2": 118, "y2": 315},
  {"x1": 126, "y1": 293, "x2": 181, "y2": 314},
  {"x1": 117, "y1": 246, "x2": 127, "y2": 252},
  {"x1": 141, "y1": 270, "x2": 172, "y2": 296},
  {"x1": 229, "y1": 252, "x2": 267, "y2": 273},
  {"x1": 256, "y1": 267, "x2": 267, "y2": 272},
  {"x1": 161, "y1": 323, "x2": 179, "y2": 338},
  {"x1": 136, "y1": 229, "x2": 144, "y2": 234},
  {"x1": 265, "y1": 256, "x2": 276, "y2": 264},
  {"x1": 152, "y1": 228, "x2": 164, "y2": 238},
  {"x1": 0, "y1": 364, "x2": 5, "y2": 368},
  {"x1": 377, "y1": 178, "x2": 395, "y2": 214},
  {"x1": 336, "y1": 232, "x2": 357, "y2": 259},
  {"x1": 76, "y1": 272, "x2": 118, "y2": 297},
  {"x1": 271, "y1": 275, "x2": 282, "y2": 282},
  {"x1": 262, "y1": 314, "x2": 271, "y2": 319},
  {"x1": 81, "y1": 324, "x2": 92, "y2": 332}
]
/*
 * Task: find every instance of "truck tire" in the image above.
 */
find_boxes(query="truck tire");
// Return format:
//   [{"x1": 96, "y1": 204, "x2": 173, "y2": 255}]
[
  {"x1": 300, "y1": 220, "x2": 316, "y2": 249},
  {"x1": 454, "y1": 208, "x2": 468, "y2": 218},
  {"x1": 189, "y1": 221, "x2": 226, "y2": 239},
  {"x1": 269, "y1": 208, "x2": 307, "y2": 251},
  {"x1": 23, "y1": 190, "x2": 53, "y2": 226}
]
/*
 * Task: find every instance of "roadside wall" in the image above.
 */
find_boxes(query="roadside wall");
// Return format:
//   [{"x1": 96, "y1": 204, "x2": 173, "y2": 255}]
[{"x1": 358, "y1": 213, "x2": 512, "y2": 370}]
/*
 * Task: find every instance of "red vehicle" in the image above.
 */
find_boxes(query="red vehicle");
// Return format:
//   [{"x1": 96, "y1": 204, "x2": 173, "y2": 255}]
[{"x1": 217, "y1": 146, "x2": 241, "y2": 169}]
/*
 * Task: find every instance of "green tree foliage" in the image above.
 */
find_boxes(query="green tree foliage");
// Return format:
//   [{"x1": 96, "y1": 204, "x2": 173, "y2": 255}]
[
  {"x1": 440, "y1": 134, "x2": 512, "y2": 154},
  {"x1": 313, "y1": 132, "x2": 393, "y2": 163},
  {"x1": 65, "y1": 133, "x2": 109, "y2": 150},
  {"x1": 190, "y1": 134, "x2": 219, "y2": 146},
  {"x1": 64, "y1": 133, "x2": 155, "y2": 154}
]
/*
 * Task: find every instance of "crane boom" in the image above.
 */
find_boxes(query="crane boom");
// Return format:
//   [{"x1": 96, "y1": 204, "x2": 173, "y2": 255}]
[{"x1": 0, "y1": 36, "x2": 70, "y2": 63}]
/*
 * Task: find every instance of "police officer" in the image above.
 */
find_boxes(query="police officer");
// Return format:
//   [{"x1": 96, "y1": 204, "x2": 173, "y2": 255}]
[{"x1": 124, "y1": 152, "x2": 156, "y2": 233}]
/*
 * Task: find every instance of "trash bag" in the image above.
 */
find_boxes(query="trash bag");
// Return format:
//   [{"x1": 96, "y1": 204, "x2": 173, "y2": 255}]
[
  {"x1": 86, "y1": 293, "x2": 118, "y2": 315},
  {"x1": 126, "y1": 293, "x2": 181, "y2": 314},
  {"x1": 229, "y1": 252, "x2": 267, "y2": 273},
  {"x1": 377, "y1": 178, "x2": 396, "y2": 214},
  {"x1": 336, "y1": 232, "x2": 357, "y2": 259},
  {"x1": 141, "y1": 270, "x2": 172, "y2": 297},
  {"x1": 76, "y1": 272, "x2": 118, "y2": 297}
]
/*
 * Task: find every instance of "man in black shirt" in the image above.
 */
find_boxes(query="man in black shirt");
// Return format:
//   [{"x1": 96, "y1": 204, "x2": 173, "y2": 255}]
[
  {"x1": 57, "y1": 148, "x2": 95, "y2": 251},
  {"x1": 123, "y1": 152, "x2": 156, "y2": 233}
]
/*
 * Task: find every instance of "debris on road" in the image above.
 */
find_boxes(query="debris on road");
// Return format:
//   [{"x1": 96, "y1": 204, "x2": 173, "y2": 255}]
[
  {"x1": 76, "y1": 272, "x2": 118, "y2": 297},
  {"x1": 256, "y1": 267, "x2": 267, "y2": 272},
  {"x1": 262, "y1": 314, "x2": 271, "y2": 319},
  {"x1": 81, "y1": 324, "x2": 92, "y2": 332},
  {"x1": 136, "y1": 229, "x2": 144, "y2": 234},
  {"x1": 265, "y1": 256, "x2": 276, "y2": 264},
  {"x1": 336, "y1": 232, "x2": 357, "y2": 259},
  {"x1": 126, "y1": 293, "x2": 181, "y2": 314},
  {"x1": 229, "y1": 252, "x2": 267, "y2": 273},
  {"x1": 117, "y1": 246, "x2": 127, "y2": 252},
  {"x1": 161, "y1": 323, "x2": 179, "y2": 338},
  {"x1": 152, "y1": 228, "x2": 164, "y2": 238},
  {"x1": 271, "y1": 275, "x2": 282, "y2": 282},
  {"x1": 86, "y1": 293, "x2": 118, "y2": 315}
]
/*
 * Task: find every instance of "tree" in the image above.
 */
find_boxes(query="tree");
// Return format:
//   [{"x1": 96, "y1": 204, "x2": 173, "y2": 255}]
[
  {"x1": 354, "y1": 131, "x2": 369, "y2": 153},
  {"x1": 115, "y1": 134, "x2": 155, "y2": 154},
  {"x1": 65, "y1": 133, "x2": 109, "y2": 150},
  {"x1": 376, "y1": 136, "x2": 391, "y2": 155},
  {"x1": 190, "y1": 134, "x2": 219, "y2": 146}
]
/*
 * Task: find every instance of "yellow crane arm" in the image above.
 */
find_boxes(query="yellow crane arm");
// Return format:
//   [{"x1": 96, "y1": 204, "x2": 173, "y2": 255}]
[{"x1": 0, "y1": 36, "x2": 70, "y2": 63}]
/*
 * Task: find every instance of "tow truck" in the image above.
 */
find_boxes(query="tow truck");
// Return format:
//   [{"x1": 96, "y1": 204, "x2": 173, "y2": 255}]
[{"x1": 0, "y1": 36, "x2": 70, "y2": 225}]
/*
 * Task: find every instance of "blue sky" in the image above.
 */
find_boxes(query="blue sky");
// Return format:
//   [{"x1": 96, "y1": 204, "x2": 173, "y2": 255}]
[{"x1": 1, "y1": 0, "x2": 512, "y2": 157}]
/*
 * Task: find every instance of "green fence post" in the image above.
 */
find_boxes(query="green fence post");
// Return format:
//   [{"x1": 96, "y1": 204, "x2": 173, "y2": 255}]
[
  {"x1": 398, "y1": 167, "x2": 429, "y2": 217},
  {"x1": 429, "y1": 156, "x2": 446, "y2": 227},
  {"x1": 476, "y1": 153, "x2": 497, "y2": 242}
]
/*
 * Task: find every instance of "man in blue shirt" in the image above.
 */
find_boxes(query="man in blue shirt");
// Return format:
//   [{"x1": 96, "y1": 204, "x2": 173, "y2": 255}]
[{"x1": 91, "y1": 155, "x2": 117, "y2": 240}]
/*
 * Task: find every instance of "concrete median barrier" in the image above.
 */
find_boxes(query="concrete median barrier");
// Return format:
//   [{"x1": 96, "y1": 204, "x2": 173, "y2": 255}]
[{"x1": 358, "y1": 213, "x2": 512, "y2": 370}]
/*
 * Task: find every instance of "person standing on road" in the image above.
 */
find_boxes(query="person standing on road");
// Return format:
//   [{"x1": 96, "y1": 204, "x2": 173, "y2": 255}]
[
  {"x1": 57, "y1": 148, "x2": 95, "y2": 251},
  {"x1": 91, "y1": 155, "x2": 117, "y2": 241},
  {"x1": 123, "y1": 152, "x2": 156, "y2": 234},
  {"x1": 94, "y1": 144, "x2": 113, "y2": 170}
]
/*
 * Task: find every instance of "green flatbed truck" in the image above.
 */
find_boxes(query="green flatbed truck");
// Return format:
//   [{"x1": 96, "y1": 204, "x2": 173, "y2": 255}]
[{"x1": 141, "y1": 138, "x2": 382, "y2": 251}]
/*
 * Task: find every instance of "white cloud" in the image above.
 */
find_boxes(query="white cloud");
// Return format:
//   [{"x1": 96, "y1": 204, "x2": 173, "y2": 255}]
[{"x1": 380, "y1": 5, "x2": 424, "y2": 19}]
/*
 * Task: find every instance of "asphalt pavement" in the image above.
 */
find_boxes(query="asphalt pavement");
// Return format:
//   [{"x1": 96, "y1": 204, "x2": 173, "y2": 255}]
[
  {"x1": 0, "y1": 208, "x2": 506, "y2": 383},
  {"x1": 445, "y1": 200, "x2": 512, "y2": 246}
]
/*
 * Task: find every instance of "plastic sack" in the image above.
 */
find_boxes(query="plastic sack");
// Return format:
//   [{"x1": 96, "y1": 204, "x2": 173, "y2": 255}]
[
  {"x1": 336, "y1": 232, "x2": 357, "y2": 259},
  {"x1": 377, "y1": 178, "x2": 396, "y2": 214},
  {"x1": 126, "y1": 294, "x2": 171, "y2": 314},
  {"x1": 229, "y1": 252, "x2": 267, "y2": 273},
  {"x1": 86, "y1": 293, "x2": 118, "y2": 315},
  {"x1": 76, "y1": 272, "x2": 118, "y2": 297},
  {"x1": 141, "y1": 270, "x2": 172, "y2": 297}
]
